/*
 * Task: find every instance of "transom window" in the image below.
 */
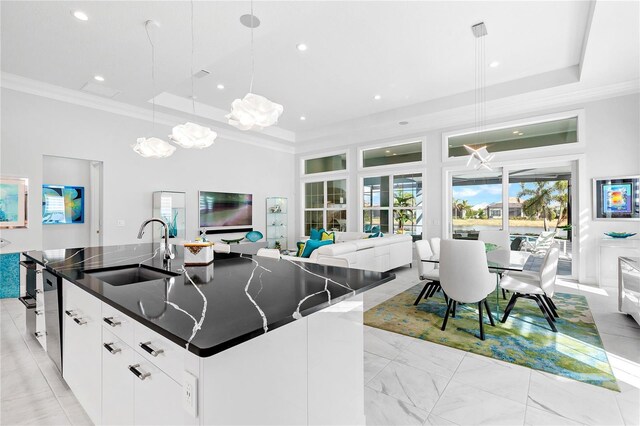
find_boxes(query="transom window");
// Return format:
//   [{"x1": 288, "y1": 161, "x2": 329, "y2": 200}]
[
  {"x1": 362, "y1": 141, "x2": 422, "y2": 168},
  {"x1": 304, "y1": 153, "x2": 347, "y2": 175}
]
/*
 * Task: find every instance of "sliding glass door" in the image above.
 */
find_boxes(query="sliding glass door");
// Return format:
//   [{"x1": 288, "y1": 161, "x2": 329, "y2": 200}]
[{"x1": 451, "y1": 169, "x2": 503, "y2": 240}]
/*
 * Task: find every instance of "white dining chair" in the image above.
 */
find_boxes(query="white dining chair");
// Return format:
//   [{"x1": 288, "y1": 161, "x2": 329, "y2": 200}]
[
  {"x1": 256, "y1": 248, "x2": 281, "y2": 259},
  {"x1": 439, "y1": 239, "x2": 496, "y2": 340},
  {"x1": 413, "y1": 240, "x2": 443, "y2": 305},
  {"x1": 430, "y1": 237, "x2": 441, "y2": 257},
  {"x1": 478, "y1": 230, "x2": 510, "y2": 249},
  {"x1": 499, "y1": 246, "x2": 560, "y2": 332}
]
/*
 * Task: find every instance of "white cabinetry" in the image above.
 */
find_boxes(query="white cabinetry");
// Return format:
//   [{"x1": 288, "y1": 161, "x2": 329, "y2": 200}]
[
  {"x1": 101, "y1": 329, "x2": 135, "y2": 425},
  {"x1": 598, "y1": 238, "x2": 640, "y2": 286},
  {"x1": 63, "y1": 280, "x2": 102, "y2": 424}
]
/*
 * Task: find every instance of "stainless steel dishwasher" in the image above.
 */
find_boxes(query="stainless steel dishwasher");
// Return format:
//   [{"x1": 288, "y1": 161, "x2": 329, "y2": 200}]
[{"x1": 43, "y1": 269, "x2": 63, "y2": 373}]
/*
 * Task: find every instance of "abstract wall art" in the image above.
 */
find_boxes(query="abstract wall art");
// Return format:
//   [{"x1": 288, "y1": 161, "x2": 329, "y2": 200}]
[
  {"x1": 0, "y1": 177, "x2": 28, "y2": 229},
  {"x1": 42, "y1": 184, "x2": 85, "y2": 224},
  {"x1": 593, "y1": 176, "x2": 640, "y2": 220}
]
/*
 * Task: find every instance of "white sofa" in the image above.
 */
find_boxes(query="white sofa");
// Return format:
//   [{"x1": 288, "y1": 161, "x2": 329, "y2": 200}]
[{"x1": 282, "y1": 232, "x2": 413, "y2": 272}]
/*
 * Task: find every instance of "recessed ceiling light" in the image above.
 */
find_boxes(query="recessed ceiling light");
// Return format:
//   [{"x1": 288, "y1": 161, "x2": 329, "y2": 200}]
[
  {"x1": 518, "y1": 132, "x2": 524, "y2": 136},
  {"x1": 72, "y1": 10, "x2": 89, "y2": 21},
  {"x1": 296, "y1": 43, "x2": 308, "y2": 52},
  {"x1": 93, "y1": 75, "x2": 104, "y2": 82},
  {"x1": 374, "y1": 94, "x2": 381, "y2": 100},
  {"x1": 300, "y1": 116, "x2": 306, "y2": 121},
  {"x1": 399, "y1": 121, "x2": 409, "y2": 125},
  {"x1": 216, "y1": 84, "x2": 225, "y2": 90},
  {"x1": 392, "y1": 153, "x2": 397, "y2": 156},
  {"x1": 489, "y1": 60, "x2": 500, "y2": 68},
  {"x1": 512, "y1": 130, "x2": 519, "y2": 134},
  {"x1": 385, "y1": 150, "x2": 390, "y2": 153}
]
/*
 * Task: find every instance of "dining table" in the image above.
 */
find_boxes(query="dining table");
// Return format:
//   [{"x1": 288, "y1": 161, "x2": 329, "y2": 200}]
[{"x1": 421, "y1": 248, "x2": 532, "y2": 319}]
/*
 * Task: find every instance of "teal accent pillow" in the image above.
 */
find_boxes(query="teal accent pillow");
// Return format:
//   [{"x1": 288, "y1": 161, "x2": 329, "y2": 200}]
[
  {"x1": 310, "y1": 228, "x2": 325, "y2": 241},
  {"x1": 301, "y1": 239, "x2": 333, "y2": 258},
  {"x1": 368, "y1": 232, "x2": 383, "y2": 238}
]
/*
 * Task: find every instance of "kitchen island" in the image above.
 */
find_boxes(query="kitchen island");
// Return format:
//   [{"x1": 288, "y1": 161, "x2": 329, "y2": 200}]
[{"x1": 24, "y1": 243, "x2": 394, "y2": 425}]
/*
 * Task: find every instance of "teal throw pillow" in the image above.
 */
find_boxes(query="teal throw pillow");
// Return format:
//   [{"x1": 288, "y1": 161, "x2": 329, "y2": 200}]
[
  {"x1": 368, "y1": 232, "x2": 383, "y2": 238},
  {"x1": 301, "y1": 239, "x2": 333, "y2": 258},
  {"x1": 310, "y1": 228, "x2": 325, "y2": 241}
]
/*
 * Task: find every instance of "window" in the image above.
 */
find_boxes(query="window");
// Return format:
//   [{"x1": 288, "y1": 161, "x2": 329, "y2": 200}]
[
  {"x1": 362, "y1": 173, "x2": 423, "y2": 237},
  {"x1": 451, "y1": 170, "x2": 503, "y2": 239},
  {"x1": 447, "y1": 116, "x2": 578, "y2": 159},
  {"x1": 304, "y1": 153, "x2": 347, "y2": 175},
  {"x1": 362, "y1": 141, "x2": 422, "y2": 168},
  {"x1": 303, "y1": 179, "x2": 347, "y2": 235}
]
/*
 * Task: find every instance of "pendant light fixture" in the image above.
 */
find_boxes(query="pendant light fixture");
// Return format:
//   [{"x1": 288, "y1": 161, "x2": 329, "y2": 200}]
[
  {"x1": 133, "y1": 20, "x2": 176, "y2": 159},
  {"x1": 170, "y1": 0, "x2": 217, "y2": 149},
  {"x1": 465, "y1": 22, "x2": 493, "y2": 171},
  {"x1": 226, "y1": 0, "x2": 283, "y2": 131}
]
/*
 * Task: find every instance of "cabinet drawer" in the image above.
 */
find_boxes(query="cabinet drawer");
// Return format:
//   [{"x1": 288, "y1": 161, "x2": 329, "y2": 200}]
[
  {"x1": 102, "y1": 329, "x2": 135, "y2": 426},
  {"x1": 102, "y1": 302, "x2": 135, "y2": 347},
  {"x1": 134, "y1": 322, "x2": 186, "y2": 384}
]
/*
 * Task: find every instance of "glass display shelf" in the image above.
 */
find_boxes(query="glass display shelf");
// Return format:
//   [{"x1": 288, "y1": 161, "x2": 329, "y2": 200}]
[{"x1": 266, "y1": 197, "x2": 288, "y2": 251}]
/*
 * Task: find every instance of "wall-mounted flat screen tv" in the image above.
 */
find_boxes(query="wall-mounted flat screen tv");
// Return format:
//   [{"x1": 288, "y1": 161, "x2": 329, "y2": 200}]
[{"x1": 199, "y1": 191, "x2": 252, "y2": 229}]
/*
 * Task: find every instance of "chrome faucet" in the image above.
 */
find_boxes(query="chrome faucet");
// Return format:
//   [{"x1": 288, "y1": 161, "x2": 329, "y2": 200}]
[{"x1": 137, "y1": 218, "x2": 175, "y2": 261}]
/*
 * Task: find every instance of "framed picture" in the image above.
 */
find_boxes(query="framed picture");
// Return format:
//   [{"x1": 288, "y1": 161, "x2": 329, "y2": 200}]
[
  {"x1": 42, "y1": 184, "x2": 85, "y2": 224},
  {"x1": 593, "y1": 175, "x2": 640, "y2": 221},
  {"x1": 0, "y1": 177, "x2": 29, "y2": 229}
]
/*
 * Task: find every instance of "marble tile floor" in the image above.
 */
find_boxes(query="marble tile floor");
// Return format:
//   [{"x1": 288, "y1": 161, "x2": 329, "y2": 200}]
[{"x1": 1, "y1": 258, "x2": 638, "y2": 426}]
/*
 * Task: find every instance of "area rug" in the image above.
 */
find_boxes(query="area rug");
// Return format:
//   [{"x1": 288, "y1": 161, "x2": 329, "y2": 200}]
[{"x1": 364, "y1": 284, "x2": 619, "y2": 391}]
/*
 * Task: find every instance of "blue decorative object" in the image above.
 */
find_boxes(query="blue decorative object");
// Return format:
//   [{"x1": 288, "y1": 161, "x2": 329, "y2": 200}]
[
  {"x1": 310, "y1": 228, "x2": 325, "y2": 241},
  {"x1": 369, "y1": 232, "x2": 384, "y2": 238},
  {"x1": 604, "y1": 232, "x2": 637, "y2": 239},
  {"x1": 301, "y1": 239, "x2": 333, "y2": 258},
  {"x1": 245, "y1": 230, "x2": 264, "y2": 242},
  {"x1": 0, "y1": 253, "x2": 20, "y2": 298}
]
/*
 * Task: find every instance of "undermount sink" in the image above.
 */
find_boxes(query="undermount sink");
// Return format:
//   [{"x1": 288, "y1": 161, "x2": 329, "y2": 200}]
[{"x1": 83, "y1": 265, "x2": 180, "y2": 286}]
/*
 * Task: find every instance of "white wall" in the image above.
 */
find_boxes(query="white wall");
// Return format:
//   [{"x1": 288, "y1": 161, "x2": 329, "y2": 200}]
[
  {"x1": 0, "y1": 88, "x2": 296, "y2": 254},
  {"x1": 294, "y1": 93, "x2": 640, "y2": 285},
  {"x1": 42, "y1": 156, "x2": 93, "y2": 250}
]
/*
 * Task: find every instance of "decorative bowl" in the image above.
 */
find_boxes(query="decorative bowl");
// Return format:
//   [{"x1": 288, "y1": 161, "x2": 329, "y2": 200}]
[
  {"x1": 604, "y1": 232, "x2": 637, "y2": 239},
  {"x1": 245, "y1": 230, "x2": 264, "y2": 242}
]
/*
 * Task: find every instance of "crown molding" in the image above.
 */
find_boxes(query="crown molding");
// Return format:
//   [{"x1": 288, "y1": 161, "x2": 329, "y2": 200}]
[
  {"x1": 0, "y1": 72, "x2": 295, "y2": 154},
  {"x1": 294, "y1": 78, "x2": 640, "y2": 153}
]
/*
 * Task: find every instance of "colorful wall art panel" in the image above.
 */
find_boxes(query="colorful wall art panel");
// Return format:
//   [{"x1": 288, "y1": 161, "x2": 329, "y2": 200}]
[
  {"x1": 42, "y1": 185, "x2": 85, "y2": 224},
  {"x1": 594, "y1": 176, "x2": 640, "y2": 220},
  {"x1": 0, "y1": 177, "x2": 28, "y2": 229}
]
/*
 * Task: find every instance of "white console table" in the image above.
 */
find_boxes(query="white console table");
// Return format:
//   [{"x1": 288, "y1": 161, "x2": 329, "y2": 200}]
[{"x1": 598, "y1": 237, "x2": 640, "y2": 286}]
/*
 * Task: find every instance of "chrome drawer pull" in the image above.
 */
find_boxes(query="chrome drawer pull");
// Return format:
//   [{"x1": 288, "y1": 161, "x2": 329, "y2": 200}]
[
  {"x1": 34, "y1": 331, "x2": 45, "y2": 338},
  {"x1": 139, "y1": 341, "x2": 164, "y2": 357},
  {"x1": 73, "y1": 317, "x2": 87, "y2": 326},
  {"x1": 103, "y1": 342, "x2": 121, "y2": 354},
  {"x1": 103, "y1": 317, "x2": 121, "y2": 327},
  {"x1": 128, "y1": 364, "x2": 150, "y2": 381},
  {"x1": 35, "y1": 289, "x2": 43, "y2": 294},
  {"x1": 65, "y1": 310, "x2": 77, "y2": 317},
  {"x1": 35, "y1": 310, "x2": 44, "y2": 316}
]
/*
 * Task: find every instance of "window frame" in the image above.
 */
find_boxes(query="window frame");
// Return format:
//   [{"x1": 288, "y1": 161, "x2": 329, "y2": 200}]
[
  {"x1": 300, "y1": 149, "x2": 349, "y2": 178},
  {"x1": 359, "y1": 168, "x2": 424, "y2": 237},
  {"x1": 300, "y1": 175, "x2": 349, "y2": 237},
  {"x1": 441, "y1": 109, "x2": 585, "y2": 164},
  {"x1": 358, "y1": 138, "x2": 426, "y2": 172}
]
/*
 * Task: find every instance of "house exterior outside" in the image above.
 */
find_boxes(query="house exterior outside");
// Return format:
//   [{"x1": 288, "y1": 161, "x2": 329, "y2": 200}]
[{"x1": 486, "y1": 197, "x2": 524, "y2": 218}]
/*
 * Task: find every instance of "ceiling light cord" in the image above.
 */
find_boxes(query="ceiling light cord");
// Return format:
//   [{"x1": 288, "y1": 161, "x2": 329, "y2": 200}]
[
  {"x1": 249, "y1": 0, "x2": 255, "y2": 94},
  {"x1": 145, "y1": 20, "x2": 156, "y2": 134},
  {"x1": 190, "y1": 0, "x2": 196, "y2": 114}
]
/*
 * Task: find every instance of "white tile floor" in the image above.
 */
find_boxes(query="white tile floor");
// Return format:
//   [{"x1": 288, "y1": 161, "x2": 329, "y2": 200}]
[{"x1": 1, "y1": 260, "x2": 638, "y2": 426}]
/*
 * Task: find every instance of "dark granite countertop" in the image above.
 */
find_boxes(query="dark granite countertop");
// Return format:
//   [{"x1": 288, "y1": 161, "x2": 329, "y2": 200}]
[{"x1": 23, "y1": 244, "x2": 394, "y2": 357}]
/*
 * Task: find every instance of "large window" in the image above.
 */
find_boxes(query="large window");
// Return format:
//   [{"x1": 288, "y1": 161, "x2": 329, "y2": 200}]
[
  {"x1": 303, "y1": 179, "x2": 347, "y2": 235},
  {"x1": 304, "y1": 153, "x2": 347, "y2": 175},
  {"x1": 363, "y1": 173, "x2": 423, "y2": 237},
  {"x1": 451, "y1": 170, "x2": 503, "y2": 239},
  {"x1": 446, "y1": 116, "x2": 579, "y2": 159},
  {"x1": 362, "y1": 141, "x2": 422, "y2": 168}
]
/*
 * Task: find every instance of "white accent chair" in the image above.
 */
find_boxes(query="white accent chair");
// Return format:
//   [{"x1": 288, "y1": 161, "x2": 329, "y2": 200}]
[
  {"x1": 521, "y1": 230, "x2": 557, "y2": 254},
  {"x1": 413, "y1": 240, "x2": 444, "y2": 305},
  {"x1": 439, "y1": 239, "x2": 496, "y2": 340},
  {"x1": 478, "y1": 230, "x2": 510, "y2": 249},
  {"x1": 499, "y1": 246, "x2": 560, "y2": 332}
]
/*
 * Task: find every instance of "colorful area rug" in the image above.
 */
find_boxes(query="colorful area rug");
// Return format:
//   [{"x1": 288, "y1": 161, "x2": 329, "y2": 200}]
[{"x1": 364, "y1": 284, "x2": 619, "y2": 391}]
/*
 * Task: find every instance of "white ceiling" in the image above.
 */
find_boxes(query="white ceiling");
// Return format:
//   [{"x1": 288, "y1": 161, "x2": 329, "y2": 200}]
[{"x1": 1, "y1": 1, "x2": 638, "y2": 145}]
